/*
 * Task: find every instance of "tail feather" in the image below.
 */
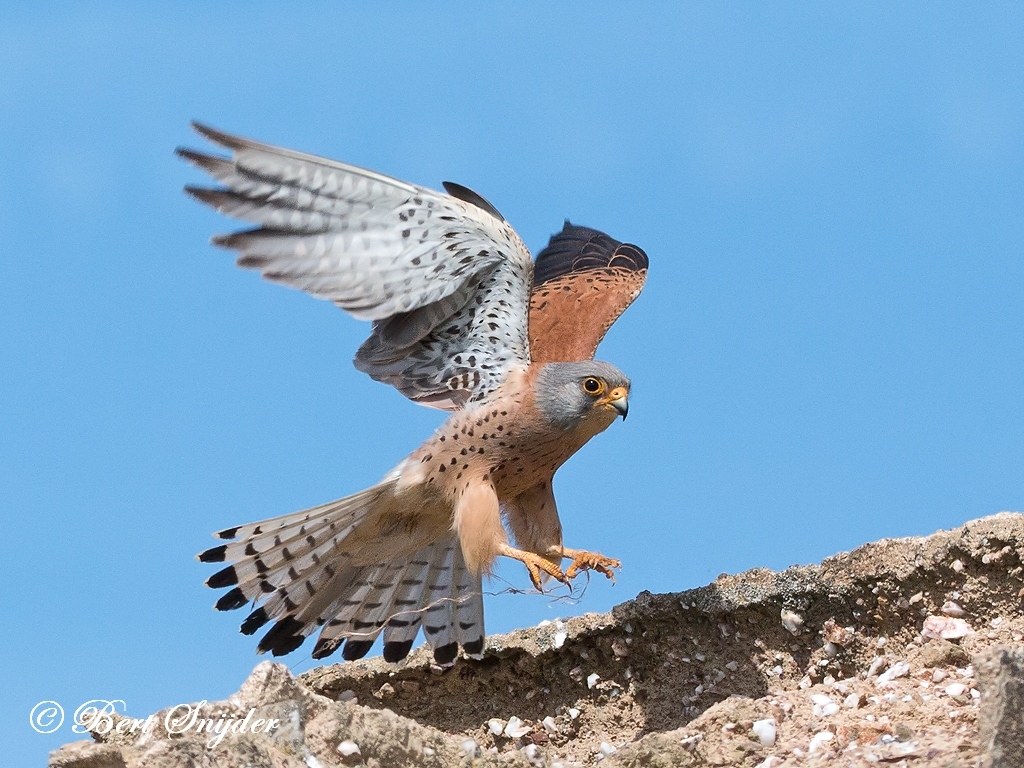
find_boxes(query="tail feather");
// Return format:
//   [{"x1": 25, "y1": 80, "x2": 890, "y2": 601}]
[
  {"x1": 420, "y1": 542, "x2": 461, "y2": 665},
  {"x1": 453, "y1": 556, "x2": 485, "y2": 658},
  {"x1": 200, "y1": 486, "x2": 388, "y2": 558},
  {"x1": 379, "y1": 551, "x2": 434, "y2": 661},
  {"x1": 200, "y1": 495, "x2": 374, "y2": 606},
  {"x1": 199, "y1": 482, "x2": 486, "y2": 664},
  {"x1": 310, "y1": 560, "x2": 405, "y2": 661},
  {"x1": 310, "y1": 537, "x2": 481, "y2": 665}
]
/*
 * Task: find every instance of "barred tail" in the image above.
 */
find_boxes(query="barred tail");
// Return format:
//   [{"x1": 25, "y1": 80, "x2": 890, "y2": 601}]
[{"x1": 197, "y1": 481, "x2": 484, "y2": 664}]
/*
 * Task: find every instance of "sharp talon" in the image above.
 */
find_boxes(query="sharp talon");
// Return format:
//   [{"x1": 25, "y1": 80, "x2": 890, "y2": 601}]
[
  {"x1": 558, "y1": 549, "x2": 620, "y2": 582},
  {"x1": 500, "y1": 543, "x2": 567, "y2": 592}
]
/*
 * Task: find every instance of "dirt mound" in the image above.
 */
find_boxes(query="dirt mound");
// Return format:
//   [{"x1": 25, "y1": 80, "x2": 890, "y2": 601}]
[{"x1": 51, "y1": 513, "x2": 1024, "y2": 767}]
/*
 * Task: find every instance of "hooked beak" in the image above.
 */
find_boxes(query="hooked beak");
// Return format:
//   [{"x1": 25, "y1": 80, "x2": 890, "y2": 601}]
[{"x1": 604, "y1": 387, "x2": 629, "y2": 420}]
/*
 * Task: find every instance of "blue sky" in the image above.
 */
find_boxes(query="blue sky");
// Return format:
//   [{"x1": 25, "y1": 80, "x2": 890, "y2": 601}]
[{"x1": 4, "y1": 3, "x2": 1023, "y2": 763}]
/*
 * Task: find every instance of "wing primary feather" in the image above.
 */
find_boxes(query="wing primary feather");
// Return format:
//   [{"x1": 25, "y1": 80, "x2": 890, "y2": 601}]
[
  {"x1": 442, "y1": 181, "x2": 506, "y2": 222},
  {"x1": 180, "y1": 122, "x2": 534, "y2": 407}
]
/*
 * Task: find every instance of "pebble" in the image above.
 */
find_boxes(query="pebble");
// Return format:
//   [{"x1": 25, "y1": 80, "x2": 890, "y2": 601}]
[
  {"x1": 337, "y1": 740, "x2": 360, "y2": 757},
  {"x1": 460, "y1": 739, "x2": 479, "y2": 756},
  {"x1": 553, "y1": 631, "x2": 567, "y2": 649},
  {"x1": 951, "y1": 559, "x2": 964, "y2": 572},
  {"x1": 504, "y1": 716, "x2": 530, "y2": 739},
  {"x1": 487, "y1": 719, "x2": 505, "y2": 736},
  {"x1": 867, "y1": 657, "x2": 888, "y2": 677},
  {"x1": 611, "y1": 639, "x2": 630, "y2": 658},
  {"x1": 587, "y1": 673, "x2": 601, "y2": 689},
  {"x1": 781, "y1": 609, "x2": 805, "y2": 635},
  {"x1": 809, "y1": 730, "x2": 835, "y2": 753},
  {"x1": 725, "y1": 661, "x2": 739, "y2": 672},
  {"x1": 752, "y1": 718, "x2": 777, "y2": 747},
  {"x1": 338, "y1": 690, "x2": 357, "y2": 703},
  {"x1": 599, "y1": 742, "x2": 617, "y2": 757},
  {"x1": 542, "y1": 716, "x2": 558, "y2": 734},
  {"x1": 680, "y1": 733, "x2": 703, "y2": 750},
  {"x1": 877, "y1": 660, "x2": 911, "y2": 685},
  {"x1": 944, "y1": 683, "x2": 967, "y2": 698},
  {"x1": 822, "y1": 620, "x2": 855, "y2": 647},
  {"x1": 932, "y1": 669, "x2": 948, "y2": 683},
  {"x1": 844, "y1": 692, "x2": 862, "y2": 709},
  {"x1": 811, "y1": 694, "x2": 840, "y2": 717},
  {"x1": 941, "y1": 601, "x2": 965, "y2": 617},
  {"x1": 523, "y1": 744, "x2": 543, "y2": 766},
  {"x1": 922, "y1": 615, "x2": 974, "y2": 640},
  {"x1": 568, "y1": 708, "x2": 581, "y2": 720}
]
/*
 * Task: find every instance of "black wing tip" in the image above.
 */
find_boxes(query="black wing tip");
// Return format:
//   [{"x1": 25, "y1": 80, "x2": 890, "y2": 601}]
[
  {"x1": 182, "y1": 185, "x2": 220, "y2": 206},
  {"x1": 533, "y1": 222, "x2": 649, "y2": 286},
  {"x1": 174, "y1": 146, "x2": 201, "y2": 163},
  {"x1": 442, "y1": 181, "x2": 506, "y2": 222},
  {"x1": 190, "y1": 120, "x2": 244, "y2": 150},
  {"x1": 175, "y1": 146, "x2": 226, "y2": 170}
]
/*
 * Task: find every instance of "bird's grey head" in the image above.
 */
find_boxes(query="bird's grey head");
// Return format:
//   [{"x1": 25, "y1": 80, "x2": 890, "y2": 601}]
[{"x1": 534, "y1": 361, "x2": 631, "y2": 432}]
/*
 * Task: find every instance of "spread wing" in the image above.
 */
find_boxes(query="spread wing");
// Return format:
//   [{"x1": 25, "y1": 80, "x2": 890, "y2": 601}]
[
  {"x1": 178, "y1": 123, "x2": 532, "y2": 410},
  {"x1": 528, "y1": 222, "x2": 649, "y2": 362}
]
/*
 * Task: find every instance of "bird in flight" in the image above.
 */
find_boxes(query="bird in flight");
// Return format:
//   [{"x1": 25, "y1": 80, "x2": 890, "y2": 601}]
[{"x1": 179, "y1": 124, "x2": 648, "y2": 665}]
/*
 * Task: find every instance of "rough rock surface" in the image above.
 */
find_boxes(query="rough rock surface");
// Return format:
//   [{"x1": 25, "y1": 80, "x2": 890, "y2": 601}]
[{"x1": 51, "y1": 512, "x2": 1024, "y2": 767}]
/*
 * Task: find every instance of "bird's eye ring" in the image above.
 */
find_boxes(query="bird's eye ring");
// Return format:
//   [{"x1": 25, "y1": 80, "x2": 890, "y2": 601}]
[{"x1": 582, "y1": 377, "x2": 605, "y2": 395}]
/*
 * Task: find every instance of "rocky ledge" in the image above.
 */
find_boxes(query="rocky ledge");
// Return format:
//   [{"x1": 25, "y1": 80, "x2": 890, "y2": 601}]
[{"x1": 51, "y1": 513, "x2": 1024, "y2": 767}]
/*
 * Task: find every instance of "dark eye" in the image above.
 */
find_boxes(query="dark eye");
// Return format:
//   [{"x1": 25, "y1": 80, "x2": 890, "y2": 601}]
[{"x1": 582, "y1": 377, "x2": 604, "y2": 395}]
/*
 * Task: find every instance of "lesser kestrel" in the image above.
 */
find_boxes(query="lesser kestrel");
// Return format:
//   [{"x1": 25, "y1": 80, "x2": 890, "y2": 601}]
[{"x1": 179, "y1": 124, "x2": 648, "y2": 664}]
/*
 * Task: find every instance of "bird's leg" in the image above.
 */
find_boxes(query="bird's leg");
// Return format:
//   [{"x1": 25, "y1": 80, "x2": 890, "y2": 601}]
[
  {"x1": 547, "y1": 546, "x2": 620, "y2": 582},
  {"x1": 498, "y1": 543, "x2": 567, "y2": 591}
]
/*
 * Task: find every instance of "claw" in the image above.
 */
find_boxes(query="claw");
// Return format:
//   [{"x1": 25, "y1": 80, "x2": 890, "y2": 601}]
[
  {"x1": 549, "y1": 547, "x2": 620, "y2": 583},
  {"x1": 499, "y1": 543, "x2": 567, "y2": 592}
]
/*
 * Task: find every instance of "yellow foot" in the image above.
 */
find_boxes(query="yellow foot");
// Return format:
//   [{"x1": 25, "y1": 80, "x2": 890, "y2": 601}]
[
  {"x1": 548, "y1": 546, "x2": 620, "y2": 582},
  {"x1": 499, "y1": 543, "x2": 567, "y2": 591}
]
